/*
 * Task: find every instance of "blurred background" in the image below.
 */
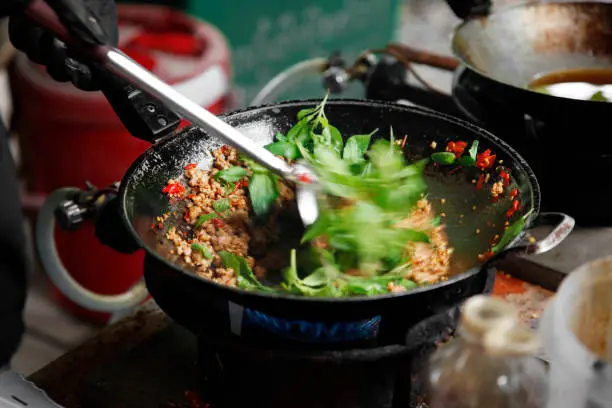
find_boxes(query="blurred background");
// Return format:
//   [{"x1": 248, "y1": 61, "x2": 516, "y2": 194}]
[{"x1": 2, "y1": 0, "x2": 529, "y2": 374}]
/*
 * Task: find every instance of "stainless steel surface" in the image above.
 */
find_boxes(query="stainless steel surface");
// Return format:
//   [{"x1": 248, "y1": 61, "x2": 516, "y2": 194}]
[
  {"x1": 0, "y1": 368, "x2": 62, "y2": 407},
  {"x1": 105, "y1": 50, "x2": 295, "y2": 180}
]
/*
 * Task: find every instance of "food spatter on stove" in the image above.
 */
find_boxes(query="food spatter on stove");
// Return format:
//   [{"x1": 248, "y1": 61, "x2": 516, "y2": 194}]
[{"x1": 156, "y1": 96, "x2": 527, "y2": 296}]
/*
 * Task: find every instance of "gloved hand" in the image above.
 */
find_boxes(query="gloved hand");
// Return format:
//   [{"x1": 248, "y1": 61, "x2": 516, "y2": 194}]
[
  {"x1": 445, "y1": 0, "x2": 491, "y2": 19},
  {"x1": 2, "y1": 0, "x2": 118, "y2": 91}
]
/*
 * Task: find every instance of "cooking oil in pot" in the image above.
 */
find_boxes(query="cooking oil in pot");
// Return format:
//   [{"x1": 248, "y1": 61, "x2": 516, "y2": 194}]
[{"x1": 527, "y1": 68, "x2": 612, "y2": 102}]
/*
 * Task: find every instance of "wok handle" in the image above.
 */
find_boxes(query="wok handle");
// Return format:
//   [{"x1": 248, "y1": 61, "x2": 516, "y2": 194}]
[
  {"x1": 517, "y1": 212, "x2": 575, "y2": 256},
  {"x1": 497, "y1": 212, "x2": 575, "y2": 260},
  {"x1": 35, "y1": 188, "x2": 149, "y2": 313},
  {"x1": 385, "y1": 43, "x2": 460, "y2": 72}
]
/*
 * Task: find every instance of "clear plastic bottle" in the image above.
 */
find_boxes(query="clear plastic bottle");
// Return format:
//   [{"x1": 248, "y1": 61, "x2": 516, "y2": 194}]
[{"x1": 425, "y1": 295, "x2": 548, "y2": 408}]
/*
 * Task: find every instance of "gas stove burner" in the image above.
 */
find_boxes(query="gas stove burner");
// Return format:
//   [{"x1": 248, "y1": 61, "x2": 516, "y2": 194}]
[{"x1": 197, "y1": 307, "x2": 459, "y2": 408}]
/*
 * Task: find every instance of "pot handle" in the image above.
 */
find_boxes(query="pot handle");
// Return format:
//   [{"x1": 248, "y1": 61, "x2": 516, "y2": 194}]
[
  {"x1": 496, "y1": 212, "x2": 575, "y2": 260},
  {"x1": 35, "y1": 188, "x2": 148, "y2": 313}
]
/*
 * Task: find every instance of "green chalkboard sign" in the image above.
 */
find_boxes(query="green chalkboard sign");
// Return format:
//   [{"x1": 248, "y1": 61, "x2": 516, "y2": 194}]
[{"x1": 187, "y1": 0, "x2": 401, "y2": 105}]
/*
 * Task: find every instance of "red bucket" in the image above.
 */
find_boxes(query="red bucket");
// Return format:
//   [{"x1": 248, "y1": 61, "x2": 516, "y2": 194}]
[{"x1": 10, "y1": 4, "x2": 231, "y2": 324}]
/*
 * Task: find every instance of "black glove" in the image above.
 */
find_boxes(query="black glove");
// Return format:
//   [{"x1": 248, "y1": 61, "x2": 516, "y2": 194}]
[
  {"x1": 4, "y1": 0, "x2": 118, "y2": 91},
  {"x1": 445, "y1": 0, "x2": 491, "y2": 19}
]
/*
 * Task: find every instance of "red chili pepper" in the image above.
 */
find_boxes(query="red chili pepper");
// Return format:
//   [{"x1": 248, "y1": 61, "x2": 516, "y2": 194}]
[
  {"x1": 475, "y1": 173, "x2": 486, "y2": 190},
  {"x1": 183, "y1": 211, "x2": 190, "y2": 222},
  {"x1": 220, "y1": 145, "x2": 229, "y2": 154},
  {"x1": 185, "y1": 163, "x2": 197, "y2": 170},
  {"x1": 162, "y1": 182, "x2": 185, "y2": 197},
  {"x1": 476, "y1": 149, "x2": 496, "y2": 170},
  {"x1": 506, "y1": 199, "x2": 521, "y2": 218},
  {"x1": 449, "y1": 166, "x2": 462, "y2": 175},
  {"x1": 499, "y1": 170, "x2": 510, "y2": 186},
  {"x1": 479, "y1": 250, "x2": 494, "y2": 261},
  {"x1": 231, "y1": 180, "x2": 249, "y2": 195},
  {"x1": 446, "y1": 141, "x2": 468, "y2": 158},
  {"x1": 510, "y1": 188, "x2": 518, "y2": 201},
  {"x1": 212, "y1": 218, "x2": 225, "y2": 228},
  {"x1": 297, "y1": 173, "x2": 314, "y2": 184}
]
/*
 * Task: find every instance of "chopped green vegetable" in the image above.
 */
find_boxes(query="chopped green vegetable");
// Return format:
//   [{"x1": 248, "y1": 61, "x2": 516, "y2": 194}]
[
  {"x1": 191, "y1": 243, "x2": 213, "y2": 259},
  {"x1": 468, "y1": 140, "x2": 479, "y2": 160},
  {"x1": 195, "y1": 213, "x2": 218, "y2": 228},
  {"x1": 227, "y1": 95, "x2": 441, "y2": 297},
  {"x1": 214, "y1": 166, "x2": 247, "y2": 183},
  {"x1": 431, "y1": 152, "x2": 456, "y2": 165},
  {"x1": 432, "y1": 215, "x2": 442, "y2": 227},
  {"x1": 213, "y1": 198, "x2": 231, "y2": 214},
  {"x1": 590, "y1": 90, "x2": 607, "y2": 102},
  {"x1": 457, "y1": 140, "x2": 479, "y2": 167}
]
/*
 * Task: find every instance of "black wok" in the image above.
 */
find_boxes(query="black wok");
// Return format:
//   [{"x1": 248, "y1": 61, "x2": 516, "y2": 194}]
[
  {"x1": 452, "y1": 1, "x2": 612, "y2": 130},
  {"x1": 36, "y1": 99, "x2": 573, "y2": 347},
  {"x1": 453, "y1": 2, "x2": 612, "y2": 225},
  {"x1": 363, "y1": 2, "x2": 612, "y2": 224}
]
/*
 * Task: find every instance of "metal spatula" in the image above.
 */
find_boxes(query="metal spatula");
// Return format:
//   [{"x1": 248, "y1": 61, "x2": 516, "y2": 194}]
[{"x1": 25, "y1": 0, "x2": 320, "y2": 227}]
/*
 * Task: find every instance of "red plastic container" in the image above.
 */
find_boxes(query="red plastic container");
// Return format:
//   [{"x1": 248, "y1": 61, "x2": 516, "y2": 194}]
[{"x1": 10, "y1": 4, "x2": 231, "y2": 323}]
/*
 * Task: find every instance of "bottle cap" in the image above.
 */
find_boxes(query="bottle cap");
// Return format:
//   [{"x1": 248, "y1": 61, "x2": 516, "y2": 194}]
[
  {"x1": 458, "y1": 295, "x2": 518, "y2": 344},
  {"x1": 484, "y1": 324, "x2": 541, "y2": 356}
]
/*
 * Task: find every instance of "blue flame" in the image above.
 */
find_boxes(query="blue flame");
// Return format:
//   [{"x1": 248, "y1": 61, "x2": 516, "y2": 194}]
[{"x1": 243, "y1": 308, "x2": 382, "y2": 343}]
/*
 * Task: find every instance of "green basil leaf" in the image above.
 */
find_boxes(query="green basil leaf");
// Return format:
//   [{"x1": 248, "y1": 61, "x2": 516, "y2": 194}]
[
  {"x1": 301, "y1": 268, "x2": 329, "y2": 287},
  {"x1": 399, "y1": 279, "x2": 418, "y2": 290},
  {"x1": 214, "y1": 166, "x2": 247, "y2": 183},
  {"x1": 343, "y1": 276, "x2": 397, "y2": 296},
  {"x1": 265, "y1": 140, "x2": 300, "y2": 161},
  {"x1": 286, "y1": 121, "x2": 311, "y2": 143},
  {"x1": 328, "y1": 233, "x2": 356, "y2": 251},
  {"x1": 301, "y1": 213, "x2": 330, "y2": 243},
  {"x1": 274, "y1": 132, "x2": 287, "y2": 141},
  {"x1": 213, "y1": 198, "x2": 231, "y2": 214},
  {"x1": 195, "y1": 213, "x2": 218, "y2": 228},
  {"x1": 191, "y1": 243, "x2": 213, "y2": 259},
  {"x1": 321, "y1": 124, "x2": 344, "y2": 154},
  {"x1": 248, "y1": 173, "x2": 279, "y2": 216},
  {"x1": 240, "y1": 155, "x2": 269, "y2": 174},
  {"x1": 297, "y1": 108, "x2": 316, "y2": 121},
  {"x1": 343, "y1": 132, "x2": 375, "y2": 163},
  {"x1": 218, "y1": 251, "x2": 267, "y2": 290},
  {"x1": 282, "y1": 250, "x2": 328, "y2": 296},
  {"x1": 431, "y1": 152, "x2": 456, "y2": 165},
  {"x1": 491, "y1": 209, "x2": 533, "y2": 254}
]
